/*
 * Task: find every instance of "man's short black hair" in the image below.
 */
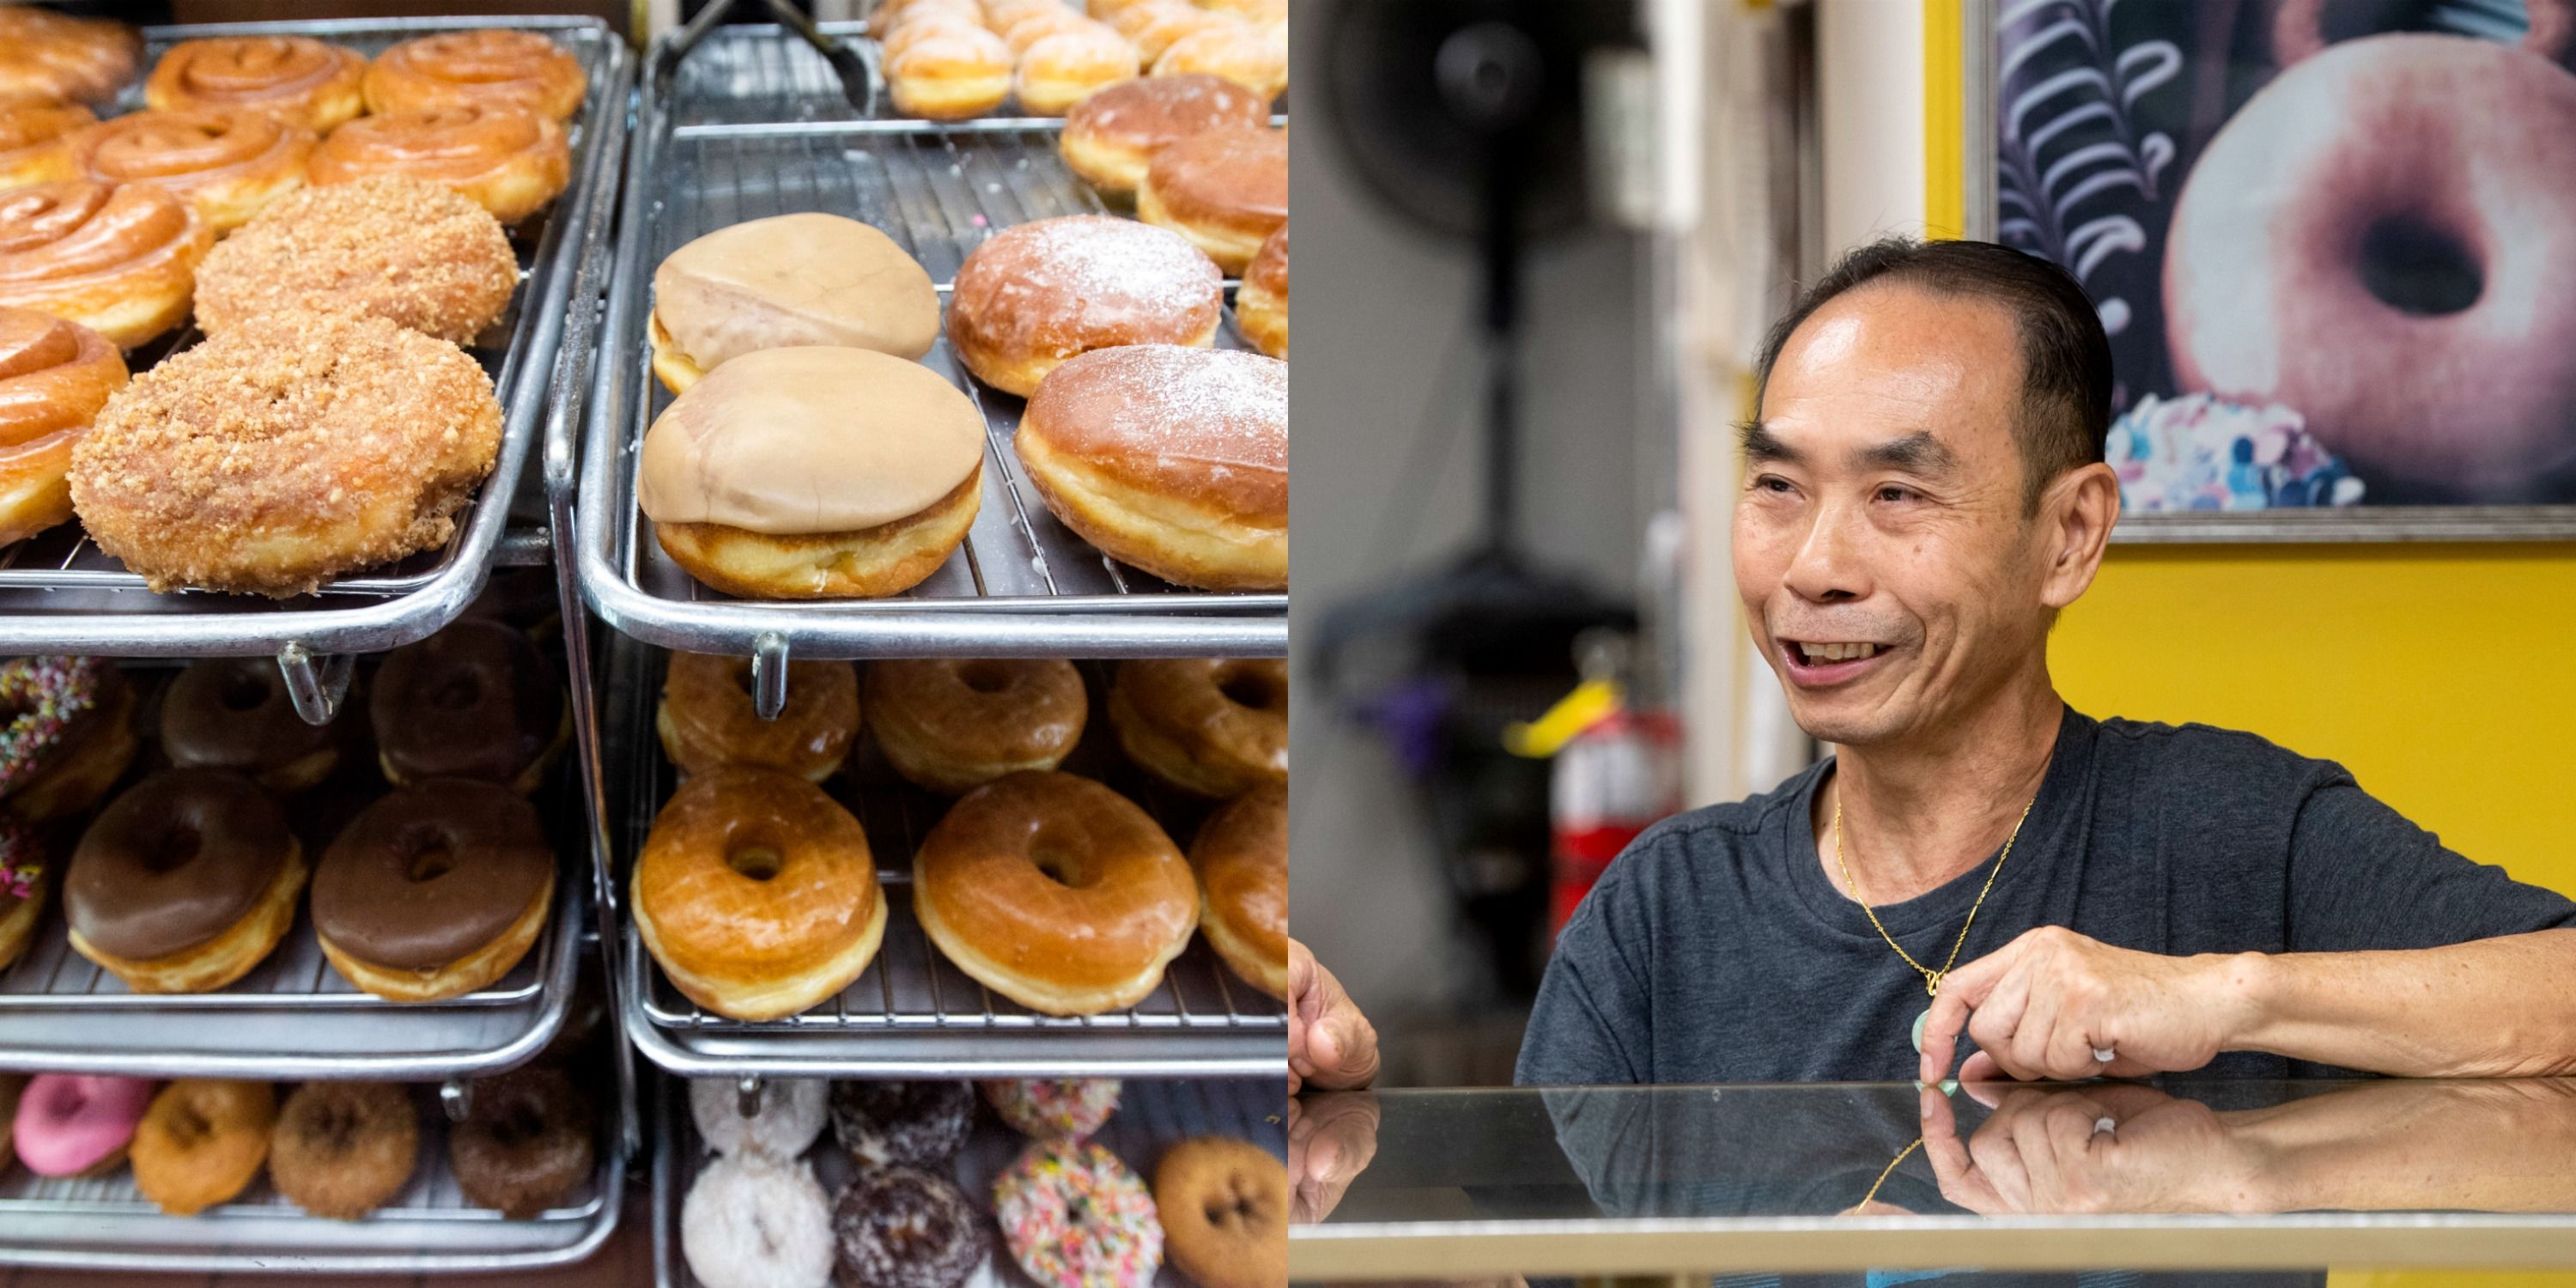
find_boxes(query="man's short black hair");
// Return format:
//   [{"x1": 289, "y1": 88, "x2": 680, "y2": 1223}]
[{"x1": 1753, "y1": 237, "x2": 2113, "y2": 513}]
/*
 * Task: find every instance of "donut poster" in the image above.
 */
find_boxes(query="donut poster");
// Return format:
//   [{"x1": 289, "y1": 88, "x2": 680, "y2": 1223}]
[{"x1": 1978, "y1": 0, "x2": 2576, "y2": 534}]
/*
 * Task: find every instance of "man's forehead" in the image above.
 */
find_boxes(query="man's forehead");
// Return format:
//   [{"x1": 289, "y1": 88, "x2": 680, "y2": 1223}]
[{"x1": 1759, "y1": 287, "x2": 2020, "y2": 440}]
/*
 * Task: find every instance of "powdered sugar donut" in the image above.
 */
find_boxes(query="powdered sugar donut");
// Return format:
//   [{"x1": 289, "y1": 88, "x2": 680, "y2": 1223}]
[
  {"x1": 690, "y1": 1077, "x2": 825, "y2": 1159},
  {"x1": 980, "y1": 1078, "x2": 1121, "y2": 1140},
  {"x1": 682, "y1": 1151, "x2": 834, "y2": 1288},
  {"x1": 993, "y1": 1139, "x2": 1163, "y2": 1288}
]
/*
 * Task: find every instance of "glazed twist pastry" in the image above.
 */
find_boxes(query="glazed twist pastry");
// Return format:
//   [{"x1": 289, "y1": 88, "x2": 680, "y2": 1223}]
[
  {"x1": 0, "y1": 9, "x2": 140, "y2": 106},
  {"x1": 364, "y1": 31, "x2": 587, "y2": 122},
  {"x1": 308, "y1": 104, "x2": 570, "y2": 226},
  {"x1": 0, "y1": 101, "x2": 95, "y2": 191},
  {"x1": 146, "y1": 37, "x2": 369, "y2": 132},
  {"x1": 0, "y1": 306, "x2": 125, "y2": 547},
  {"x1": 0, "y1": 181, "x2": 213, "y2": 351},
  {"x1": 68, "y1": 109, "x2": 315, "y2": 235}
]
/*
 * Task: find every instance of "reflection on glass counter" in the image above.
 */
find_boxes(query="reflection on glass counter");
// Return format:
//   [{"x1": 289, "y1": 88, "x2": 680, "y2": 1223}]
[{"x1": 1289, "y1": 1078, "x2": 2576, "y2": 1284}]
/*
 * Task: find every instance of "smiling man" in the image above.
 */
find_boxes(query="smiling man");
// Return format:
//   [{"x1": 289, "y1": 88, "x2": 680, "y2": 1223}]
[{"x1": 1514, "y1": 236, "x2": 2576, "y2": 1089}]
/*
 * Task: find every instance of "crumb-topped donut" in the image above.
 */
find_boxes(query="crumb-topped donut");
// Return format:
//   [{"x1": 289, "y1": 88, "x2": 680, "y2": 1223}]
[
  {"x1": 835, "y1": 1164, "x2": 991, "y2": 1288},
  {"x1": 1108, "y1": 658, "x2": 1288, "y2": 796},
  {"x1": 131, "y1": 1078, "x2": 274, "y2": 1216},
  {"x1": 1191, "y1": 781, "x2": 1285, "y2": 998},
  {"x1": 0, "y1": 306, "x2": 127, "y2": 548},
  {"x1": 1138, "y1": 123, "x2": 1285, "y2": 274},
  {"x1": 0, "y1": 9, "x2": 139, "y2": 106},
  {"x1": 450, "y1": 1066, "x2": 592, "y2": 1218},
  {"x1": 370, "y1": 619, "x2": 568, "y2": 794},
  {"x1": 160, "y1": 656, "x2": 342, "y2": 793},
  {"x1": 994, "y1": 1138, "x2": 1164, "y2": 1288},
  {"x1": 0, "y1": 180, "x2": 212, "y2": 351},
  {"x1": 311, "y1": 779, "x2": 556, "y2": 1001},
  {"x1": 829, "y1": 1079, "x2": 974, "y2": 1169},
  {"x1": 1236, "y1": 222, "x2": 1286, "y2": 358},
  {"x1": 67, "y1": 107, "x2": 314, "y2": 234},
  {"x1": 364, "y1": 30, "x2": 586, "y2": 122},
  {"x1": 64, "y1": 769, "x2": 303, "y2": 993},
  {"x1": 146, "y1": 37, "x2": 368, "y2": 132},
  {"x1": 70, "y1": 310, "x2": 502, "y2": 598},
  {"x1": 864, "y1": 659, "x2": 1087, "y2": 794},
  {"x1": 659, "y1": 651, "x2": 860, "y2": 782},
  {"x1": 946, "y1": 215, "x2": 1224, "y2": 397},
  {"x1": 0, "y1": 656, "x2": 136, "y2": 823},
  {"x1": 0, "y1": 100, "x2": 94, "y2": 191},
  {"x1": 690, "y1": 1075, "x2": 826, "y2": 1159},
  {"x1": 271, "y1": 1081, "x2": 417, "y2": 1219},
  {"x1": 309, "y1": 104, "x2": 570, "y2": 227},
  {"x1": 981, "y1": 1078, "x2": 1121, "y2": 1140},
  {"x1": 1153, "y1": 1135, "x2": 1287, "y2": 1288},
  {"x1": 914, "y1": 770, "x2": 1198, "y2": 1015},
  {"x1": 683, "y1": 1151, "x2": 834, "y2": 1288},
  {"x1": 0, "y1": 814, "x2": 46, "y2": 971},
  {"x1": 1060, "y1": 73, "x2": 1269, "y2": 195},
  {"x1": 195, "y1": 175, "x2": 519, "y2": 345},
  {"x1": 1017, "y1": 344, "x2": 1286, "y2": 590}
]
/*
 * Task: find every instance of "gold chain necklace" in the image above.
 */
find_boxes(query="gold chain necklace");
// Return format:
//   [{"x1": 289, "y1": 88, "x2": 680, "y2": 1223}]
[
  {"x1": 1832, "y1": 780, "x2": 2038, "y2": 1052},
  {"x1": 1855, "y1": 1136, "x2": 1924, "y2": 1210}
]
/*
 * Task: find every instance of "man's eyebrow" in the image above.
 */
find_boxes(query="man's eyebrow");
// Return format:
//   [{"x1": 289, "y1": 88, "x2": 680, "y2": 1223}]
[
  {"x1": 1859, "y1": 431, "x2": 1959, "y2": 475},
  {"x1": 1738, "y1": 421, "x2": 1801, "y2": 463}
]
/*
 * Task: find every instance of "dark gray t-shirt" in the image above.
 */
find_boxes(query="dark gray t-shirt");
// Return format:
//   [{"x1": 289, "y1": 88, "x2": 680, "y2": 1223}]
[{"x1": 1516, "y1": 707, "x2": 2576, "y2": 1086}]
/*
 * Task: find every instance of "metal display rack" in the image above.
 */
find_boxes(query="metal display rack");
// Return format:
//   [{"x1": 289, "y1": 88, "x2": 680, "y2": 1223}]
[
  {"x1": 0, "y1": 16, "x2": 633, "y2": 727},
  {"x1": 652, "y1": 1070, "x2": 1287, "y2": 1288}
]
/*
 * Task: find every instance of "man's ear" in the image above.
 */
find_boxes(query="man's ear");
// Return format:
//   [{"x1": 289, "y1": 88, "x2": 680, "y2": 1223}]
[{"x1": 2038, "y1": 462, "x2": 2120, "y2": 611}]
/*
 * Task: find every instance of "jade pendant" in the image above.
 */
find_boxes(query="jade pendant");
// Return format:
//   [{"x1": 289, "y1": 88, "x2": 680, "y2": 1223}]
[{"x1": 1911, "y1": 1007, "x2": 1929, "y2": 1053}]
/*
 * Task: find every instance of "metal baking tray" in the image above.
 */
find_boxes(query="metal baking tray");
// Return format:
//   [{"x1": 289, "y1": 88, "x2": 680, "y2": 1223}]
[
  {"x1": 574, "y1": 23, "x2": 1286, "y2": 665},
  {"x1": 652, "y1": 1070, "x2": 1288, "y2": 1288},
  {"x1": 0, "y1": 1072, "x2": 627, "y2": 1273},
  {"x1": 607, "y1": 641, "x2": 1284, "y2": 1079},
  {"x1": 0, "y1": 17, "x2": 631, "y2": 673}
]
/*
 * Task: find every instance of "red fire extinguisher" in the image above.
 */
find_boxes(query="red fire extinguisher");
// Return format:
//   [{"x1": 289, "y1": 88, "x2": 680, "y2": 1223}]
[{"x1": 1508, "y1": 631, "x2": 1684, "y2": 939}]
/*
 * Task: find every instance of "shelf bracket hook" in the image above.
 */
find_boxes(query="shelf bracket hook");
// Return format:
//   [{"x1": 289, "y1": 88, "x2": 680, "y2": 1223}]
[
  {"x1": 276, "y1": 645, "x2": 355, "y2": 726},
  {"x1": 750, "y1": 631, "x2": 790, "y2": 722}
]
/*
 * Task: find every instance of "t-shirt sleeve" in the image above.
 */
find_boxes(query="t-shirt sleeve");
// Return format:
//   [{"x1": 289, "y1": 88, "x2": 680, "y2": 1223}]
[
  {"x1": 1515, "y1": 854, "x2": 1656, "y2": 1086},
  {"x1": 2286, "y1": 777, "x2": 2576, "y2": 953}
]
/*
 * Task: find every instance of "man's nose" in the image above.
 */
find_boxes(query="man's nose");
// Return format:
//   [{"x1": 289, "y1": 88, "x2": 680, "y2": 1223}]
[{"x1": 1782, "y1": 500, "x2": 1868, "y2": 605}]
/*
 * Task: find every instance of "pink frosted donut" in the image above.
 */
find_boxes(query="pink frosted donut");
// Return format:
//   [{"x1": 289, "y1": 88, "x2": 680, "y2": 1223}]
[
  {"x1": 993, "y1": 1139, "x2": 1163, "y2": 1288},
  {"x1": 14, "y1": 1072, "x2": 152, "y2": 1177},
  {"x1": 980, "y1": 1078, "x2": 1121, "y2": 1139}
]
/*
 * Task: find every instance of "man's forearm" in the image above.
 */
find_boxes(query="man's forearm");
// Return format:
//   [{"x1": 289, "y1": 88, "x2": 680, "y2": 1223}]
[{"x1": 2224, "y1": 929, "x2": 2576, "y2": 1077}]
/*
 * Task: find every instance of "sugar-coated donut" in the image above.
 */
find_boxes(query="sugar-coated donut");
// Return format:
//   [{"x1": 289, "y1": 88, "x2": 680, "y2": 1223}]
[
  {"x1": 311, "y1": 780, "x2": 557, "y2": 1002},
  {"x1": 638, "y1": 768, "x2": 887, "y2": 1021},
  {"x1": 999, "y1": 8, "x2": 1104, "y2": 56},
  {"x1": 1016, "y1": 27, "x2": 1143, "y2": 116},
  {"x1": 270, "y1": 1082, "x2": 418, "y2": 1219},
  {"x1": 690, "y1": 1075, "x2": 827, "y2": 1159},
  {"x1": 0, "y1": 307, "x2": 125, "y2": 549},
  {"x1": 12, "y1": 1073, "x2": 150, "y2": 1179},
  {"x1": 146, "y1": 37, "x2": 368, "y2": 133},
  {"x1": 0, "y1": 656, "x2": 136, "y2": 823},
  {"x1": 637, "y1": 346, "x2": 984, "y2": 600},
  {"x1": 1059, "y1": 73, "x2": 1269, "y2": 194},
  {"x1": 885, "y1": 26, "x2": 1014, "y2": 122},
  {"x1": 659, "y1": 651, "x2": 860, "y2": 782},
  {"x1": 70, "y1": 310, "x2": 502, "y2": 598},
  {"x1": 1236, "y1": 222, "x2": 1287, "y2": 358},
  {"x1": 980, "y1": 1078, "x2": 1121, "y2": 1140},
  {"x1": 1111, "y1": 0, "x2": 1230, "y2": 64},
  {"x1": 648, "y1": 213, "x2": 939, "y2": 394},
  {"x1": 0, "y1": 100, "x2": 94, "y2": 191},
  {"x1": 878, "y1": 10, "x2": 990, "y2": 64},
  {"x1": 829, "y1": 1078, "x2": 974, "y2": 1169},
  {"x1": 683, "y1": 1151, "x2": 835, "y2": 1288},
  {"x1": 994, "y1": 1139, "x2": 1164, "y2": 1288},
  {"x1": 0, "y1": 9, "x2": 140, "y2": 106},
  {"x1": 1016, "y1": 344, "x2": 1286, "y2": 590},
  {"x1": 370, "y1": 619, "x2": 568, "y2": 794},
  {"x1": 947, "y1": 214, "x2": 1224, "y2": 397},
  {"x1": 1192, "y1": 781, "x2": 1286, "y2": 999},
  {"x1": 864, "y1": 658, "x2": 1087, "y2": 794},
  {"x1": 195, "y1": 175, "x2": 517, "y2": 346},
  {"x1": 0, "y1": 180, "x2": 212, "y2": 351},
  {"x1": 0, "y1": 817, "x2": 46, "y2": 972},
  {"x1": 834, "y1": 1164, "x2": 991, "y2": 1288},
  {"x1": 160, "y1": 656, "x2": 342, "y2": 793},
  {"x1": 1137, "y1": 123, "x2": 1285, "y2": 274},
  {"x1": 64, "y1": 769, "x2": 303, "y2": 994},
  {"x1": 914, "y1": 770, "x2": 1198, "y2": 1015},
  {"x1": 1108, "y1": 658, "x2": 1288, "y2": 797},
  {"x1": 450, "y1": 1066, "x2": 593, "y2": 1218},
  {"x1": 1154, "y1": 1135, "x2": 1288, "y2": 1288},
  {"x1": 364, "y1": 30, "x2": 586, "y2": 122},
  {"x1": 131, "y1": 1079, "x2": 275, "y2": 1216},
  {"x1": 67, "y1": 107, "x2": 314, "y2": 235},
  {"x1": 1152, "y1": 18, "x2": 1285, "y2": 100},
  {"x1": 309, "y1": 104, "x2": 570, "y2": 226}
]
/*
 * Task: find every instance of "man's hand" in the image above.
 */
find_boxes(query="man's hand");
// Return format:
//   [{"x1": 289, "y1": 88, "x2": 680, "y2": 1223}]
[
  {"x1": 1290, "y1": 937, "x2": 1380, "y2": 1094},
  {"x1": 1916, "y1": 926, "x2": 2258, "y2": 1083},
  {"x1": 1287, "y1": 1091, "x2": 1380, "y2": 1224},
  {"x1": 1918, "y1": 1081, "x2": 2260, "y2": 1215}
]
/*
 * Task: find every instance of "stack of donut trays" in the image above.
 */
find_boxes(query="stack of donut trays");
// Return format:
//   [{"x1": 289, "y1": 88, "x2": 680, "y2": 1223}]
[
  {"x1": 0, "y1": 13, "x2": 639, "y2": 1276},
  {"x1": 568, "y1": 8, "x2": 1291, "y2": 1288}
]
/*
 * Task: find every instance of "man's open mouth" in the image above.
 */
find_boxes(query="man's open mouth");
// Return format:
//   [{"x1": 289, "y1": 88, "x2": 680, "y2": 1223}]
[{"x1": 1778, "y1": 638, "x2": 1893, "y2": 685}]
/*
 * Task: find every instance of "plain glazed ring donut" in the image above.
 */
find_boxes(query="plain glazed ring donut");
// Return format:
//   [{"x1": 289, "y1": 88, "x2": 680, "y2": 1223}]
[
  {"x1": 310, "y1": 779, "x2": 557, "y2": 1002},
  {"x1": 635, "y1": 766, "x2": 887, "y2": 1021},
  {"x1": 67, "y1": 107, "x2": 315, "y2": 235},
  {"x1": 0, "y1": 9, "x2": 140, "y2": 106},
  {"x1": 63, "y1": 769, "x2": 304, "y2": 994},
  {"x1": 0, "y1": 100, "x2": 94, "y2": 191},
  {"x1": 1016, "y1": 344, "x2": 1287, "y2": 590},
  {"x1": 863, "y1": 659, "x2": 1087, "y2": 794},
  {"x1": 131, "y1": 1078, "x2": 275, "y2": 1216},
  {"x1": 270, "y1": 1082, "x2": 418, "y2": 1220},
  {"x1": 1137, "y1": 124, "x2": 1286, "y2": 274},
  {"x1": 0, "y1": 180, "x2": 212, "y2": 351},
  {"x1": 1153, "y1": 1135, "x2": 1288, "y2": 1288},
  {"x1": 945, "y1": 214, "x2": 1224, "y2": 397},
  {"x1": 364, "y1": 30, "x2": 587, "y2": 122},
  {"x1": 834, "y1": 1165, "x2": 991, "y2": 1288},
  {"x1": 146, "y1": 37, "x2": 369, "y2": 132},
  {"x1": 1108, "y1": 657, "x2": 1288, "y2": 797},
  {"x1": 368, "y1": 620, "x2": 568, "y2": 795},
  {"x1": 659, "y1": 651, "x2": 860, "y2": 782},
  {"x1": 159, "y1": 656, "x2": 343, "y2": 793},
  {"x1": 1060, "y1": 73, "x2": 1270, "y2": 195},
  {"x1": 683, "y1": 1151, "x2": 835, "y2": 1288},
  {"x1": 450, "y1": 1066, "x2": 593, "y2": 1218},
  {"x1": 914, "y1": 770, "x2": 1198, "y2": 1015},
  {"x1": 308, "y1": 104, "x2": 570, "y2": 226},
  {"x1": 1191, "y1": 781, "x2": 1286, "y2": 999},
  {"x1": 194, "y1": 175, "x2": 519, "y2": 346},
  {"x1": 0, "y1": 306, "x2": 126, "y2": 549},
  {"x1": 1236, "y1": 222, "x2": 1287, "y2": 358}
]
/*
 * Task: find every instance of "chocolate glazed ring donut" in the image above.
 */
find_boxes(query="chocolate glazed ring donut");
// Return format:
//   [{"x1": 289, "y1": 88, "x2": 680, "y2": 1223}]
[
  {"x1": 832, "y1": 1164, "x2": 990, "y2": 1288},
  {"x1": 161, "y1": 656, "x2": 342, "y2": 793},
  {"x1": 829, "y1": 1079, "x2": 974, "y2": 1170},
  {"x1": 370, "y1": 619, "x2": 568, "y2": 795},
  {"x1": 62, "y1": 769, "x2": 304, "y2": 994},
  {"x1": 449, "y1": 1066, "x2": 592, "y2": 1218},
  {"x1": 310, "y1": 779, "x2": 556, "y2": 1002}
]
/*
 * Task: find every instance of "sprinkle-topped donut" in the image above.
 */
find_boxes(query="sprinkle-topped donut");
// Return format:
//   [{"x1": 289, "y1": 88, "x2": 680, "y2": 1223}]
[
  {"x1": 993, "y1": 1138, "x2": 1163, "y2": 1288},
  {"x1": 981, "y1": 1078, "x2": 1121, "y2": 1141},
  {"x1": 0, "y1": 811, "x2": 39, "y2": 900},
  {"x1": 0, "y1": 656, "x2": 106, "y2": 799}
]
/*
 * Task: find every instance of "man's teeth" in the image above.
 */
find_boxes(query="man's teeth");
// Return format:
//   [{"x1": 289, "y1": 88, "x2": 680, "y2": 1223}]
[{"x1": 1797, "y1": 641, "x2": 1879, "y2": 662}]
